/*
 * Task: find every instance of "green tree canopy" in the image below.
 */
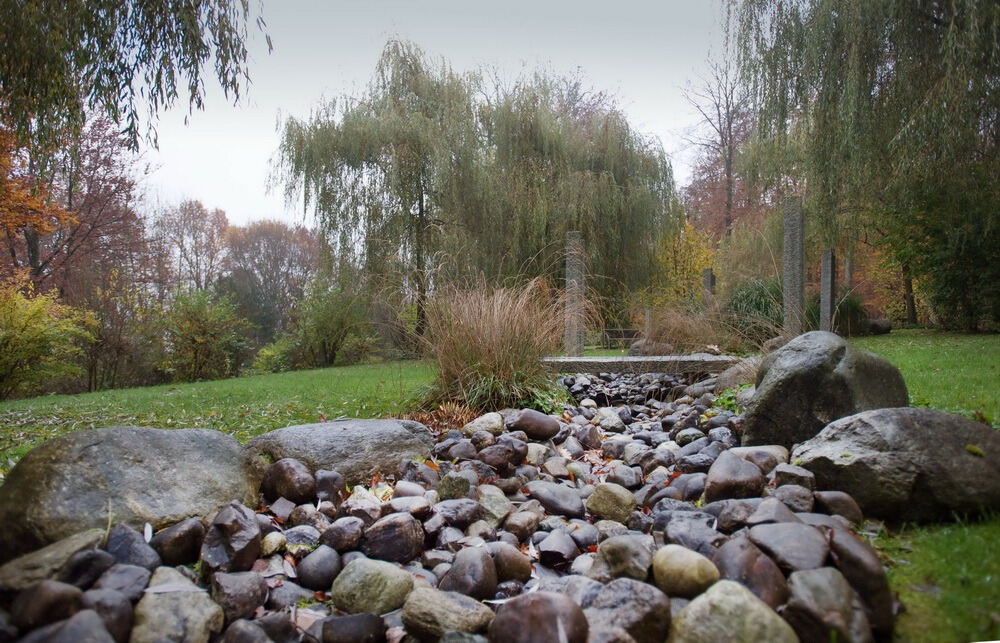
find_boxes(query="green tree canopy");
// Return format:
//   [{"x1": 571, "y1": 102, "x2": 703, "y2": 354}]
[
  {"x1": 733, "y1": 0, "x2": 1000, "y2": 328},
  {"x1": 276, "y1": 41, "x2": 683, "y2": 328},
  {"x1": 0, "y1": 0, "x2": 267, "y2": 151}
]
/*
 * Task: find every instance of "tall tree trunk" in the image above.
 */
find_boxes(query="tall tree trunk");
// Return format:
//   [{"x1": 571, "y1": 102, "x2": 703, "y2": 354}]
[
  {"x1": 901, "y1": 262, "x2": 917, "y2": 325},
  {"x1": 414, "y1": 181, "x2": 427, "y2": 338},
  {"x1": 724, "y1": 144, "x2": 734, "y2": 238}
]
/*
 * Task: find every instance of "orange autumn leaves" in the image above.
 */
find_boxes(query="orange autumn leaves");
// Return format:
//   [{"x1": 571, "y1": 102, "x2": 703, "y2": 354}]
[{"x1": 0, "y1": 129, "x2": 73, "y2": 240}]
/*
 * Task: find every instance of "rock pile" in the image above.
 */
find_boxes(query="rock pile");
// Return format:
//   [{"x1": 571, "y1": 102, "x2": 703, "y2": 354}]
[{"x1": 0, "y1": 364, "x2": 903, "y2": 643}]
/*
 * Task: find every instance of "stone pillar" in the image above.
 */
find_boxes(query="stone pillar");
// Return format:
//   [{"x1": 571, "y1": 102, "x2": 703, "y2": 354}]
[
  {"x1": 702, "y1": 268, "x2": 716, "y2": 306},
  {"x1": 782, "y1": 197, "x2": 805, "y2": 335},
  {"x1": 820, "y1": 248, "x2": 837, "y2": 332},
  {"x1": 564, "y1": 231, "x2": 585, "y2": 356}
]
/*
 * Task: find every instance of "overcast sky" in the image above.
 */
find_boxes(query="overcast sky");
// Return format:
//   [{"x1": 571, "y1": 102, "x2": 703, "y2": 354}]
[{"x1": 141, "y1": 0, "x2": 725, "y2": 225}]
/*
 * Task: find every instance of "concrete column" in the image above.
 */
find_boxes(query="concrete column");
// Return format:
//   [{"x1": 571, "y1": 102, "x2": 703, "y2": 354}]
[
  {"x1": 782, "y1": 197, "x2": 805, "y2": 335},
  {"x1": 564, "y1": 231, "x2": 585, "y2": 356},
  {"x1": 702, "y1": 267, "x2": 716, "y2": 306},
  {"x1": 820, "y1": 248, "x2": 837, "y2": 332}
]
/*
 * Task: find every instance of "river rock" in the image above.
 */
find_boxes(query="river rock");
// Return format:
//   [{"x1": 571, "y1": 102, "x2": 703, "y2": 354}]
[
  {"x1": 93, "y1": 564, "x2": 150, "y2": 602},
  {"x1": 782, "y1": 567, "x2": 873, "y2": 643},
  {"x1": 150, "y1": 518, "x2": 205, "y2": 567},
  {"x1": 330, "y1": 558, "x2": 414, "y2": 614},
  {"x1": 17, "y1": 609, "x2": 115, "y2": 642},
  {"x1": 748, "y1": 523, "x2": 829, "y2": 572},
  {"x1": 438, "y1": 546, "x2": 497, "y2": 600},
  {"x1": 401, "y1": 587, "x2": 494, "y2": 639},
  {"x1": 105, "y1": 524, "x2": 160, "y2": 571},
  {"x1": 59, "y1": 548, "x2": 116, "y2": 590},
  {"x1": 296, "y1": 545, "x2": 342, "y2": 591},
  {"x1": 586, "y1": 483, "x2": 637, "y2": 523},
  {"x1": 826, "y1": 526, "x2": 894, "y2": 637},
  {"x1": 321, "y1": 516, "x2": 365, "y2": 551},
  {"x1": 260, "y1": 458, "x2": 316, "y2": 505},
  {"x1": 200, "y1": 502, "x2": 261, "y2": 574},
  {"x1": 525, "y1": 481, "x2": 585, "y2": 518},
  {"x1": 81, "y1": 588, "x2": 132, "y2": 643},
  {"x1": 587, "y1": 535, "x2": 654, "y2": 582},
  {"x1": 508, "y1": 409, "x2": 560, "y2": 440},
  {"x1": 0, "y1": 427, "x2": 257, "y2": 562},
  {"x1": 362, "y1": 512, "x2": 424, "y2": 563},
  {"x1": 583, "y1": 578, "x2": 670, "y2": 643},
  {"x1": 668, "y1": 579, "x2": 797, "y2": 643},
  {"x1": 11, "y1": 579, "x2": 82, "y2": 630},
  {"x1": 245, "y1": 419, "x2": 433, "y2": 486},
  {"x1": 652, "y1": 544, "x2": 719, "y2": 598},
  {"x1": 210, "y1": 572, "x2": 267, "y2": 624},
  {"x1": 131, "y1": 566, "x2": 223, "y2": 643},
  {"x1": 792, "y1": 407, "x2": 1000, "y2": 522},
  {"x1": 813, "y1": 490, "x2": 864, "y2": 524},
  {"x1": 487, "y1": 542, "x2": 531, "y2": 583},
  {"x1": 462, "y1": 413, "x2": 505, "y2": 437},
  {"x1": 742, "y1": 332, "x2": 908, "y2": 449},
  {"x1": 711, "y1": 534, "x2": 788, "y2": 608},
  {"x1": 489, "y1": 592, "x2": 588, "y2": 643},
  {"x1": 0, "y1": 528, "x2": 104, "y2": 593},
  {"x1": 703, "y1": 451, "x2": 764, "y2": 502}
]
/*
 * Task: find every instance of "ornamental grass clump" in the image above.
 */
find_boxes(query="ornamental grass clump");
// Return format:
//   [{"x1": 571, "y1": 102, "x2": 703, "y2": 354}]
[{"x1": 423, "y1": 278, "x2": 573, "y2": 412}]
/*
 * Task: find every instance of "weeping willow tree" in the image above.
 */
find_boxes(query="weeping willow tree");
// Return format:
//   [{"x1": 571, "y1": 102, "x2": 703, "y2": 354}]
[
  {"x1": 732, "y1": 0, "x2": 1000, "y2": 329},
  {"x1": 276, "y1": 41, "x2": 479, "y2": 336},
  {"x1": 278, "y1": 42, "x2": 684, "y2": 330},
  {"x1": 443, "y1": 73, "x2": 684, "y2": 322}
]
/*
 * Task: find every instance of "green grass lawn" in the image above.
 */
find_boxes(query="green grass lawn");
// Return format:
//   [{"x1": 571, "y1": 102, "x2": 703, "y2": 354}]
[
  {"x1": 851, "y1": 328, "x2": 999, "y2": 426},
  {"x1": 0, "y1": 360, "x2": 435, "y2": 472},
  {"x1": 850, "y1": 329, "x2": 1000, "y2": 642}
]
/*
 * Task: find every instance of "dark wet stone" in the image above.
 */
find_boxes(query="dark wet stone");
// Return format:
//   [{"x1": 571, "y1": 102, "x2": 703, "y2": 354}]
[
  {"x1": 18, "y1": 609, "x2": 114, "y2": 643},
  {"x1": 675, "y1": 452, "x2": 715, "y2": 473},
  {"x1": 477, "y1": 444, "x2": 515, "y2": 473},
  {"x1": 433, "y1": 499, "x2": 485, "y2": 529},
  {"x1": 509, "y1": 409, "x2": 561, "y2": 440},
  {"x1": 706, "y1": 498, "x2": 763, "y2": 533},
  {"x1": 745, "y1": 497, "x2": 803, "y2": 525},
  {"x1": 497, "y1": 435, "x2": 528, "y2": 466},
  {"x1": 363, "y1": 513, "x2": 425, "y2": 563},
  {"x1": 503, "y1": 511, "x2": 541, "y2": 542},
  {"x1": 711, "y1": 533, "x2": 789, "y2": 608},
  {"x1": 256, "y1": 612, "x2": 300, "y2": 643},
  {"x1": 525, "y1": 481, "x2": 585, "y2": 519},
  {"x1": 748, "y1": 523, "x2": 829, "y2": 572},
  {"x1": 223, "y1": 619, "x2": 271, "y2": 643},
  {"x1": 386, "y1": 495, "x2": 432, "y2": 519},
  {"x1": 104, "y1": 524, "x2": 161, "y2": 571},
  {"x1": 656, "y1": 511, "x2": 727, "y2": 557},
  {"x1": 211, "y1": 572, "x2": 268, "y2": 624},
  {"x1": 814, "y1": 490, "x2": 864, "y2": 524},
  {"x1": 771, "y1": 484, "x2": 814, "y2": 513},
  {"x1": 200, "y1": 502, "x2": 262, "y2": 574},
  {"x1": 315, "y1": 469, "x2": 346, "y2": 504},
  {"x1": 284, "y1": 525, "x2": 321, "y2": 554},
  {"x1": 438, "y1": 547, "x2": 497, "y2": 600},
  {"x1": 449, "y1": 439, "x2": 479, "y2": 461},
  {"x1": 826, "y1": 526, "x2": 893, "y2": 638},
  {"x1": 11, "y1": 579, "x2": 82, "y2": 630},
  {"x1": 265, "y1": 580, "x2": 315, "y2": 610},
  {"x1": 289, "y1": 504, "x2": 330, "y2": 532},
  {"x1": 783, "y1": 567, "x2": 872, "y2": 643},
  {"x1": 587, "y1": 535, "x2": 653, "y2": 582},
  {"x1": 538, "y1": 530, "x2": 581, "y2": 568},
  {"x1": 583, "y1": 578, "x2": 670, "y2": 643},
  {"x1": 297, "y1": 545, "x2": 343, "y2": 591},
  {"x1": 321, "y1": 516, "x2": 365, "y2": 551},
  {"x1": 261, "y1": 458, "x2": 316, "y2": 505},
  {"x1": 150, "y1": 518, "x2": 205, "y2": 567},
  {"x1": 339, "y1": 495, "x2": 383, "y2": 527},
  {"x1": 704, "y1": 451, "x2": 765, "y2": 502},
  {"x1": 320, "y1": 612, "x2": 387, "y2": 642},
  {"x1": 567, "y1": 520, "x2": 600, "y2": 549},
  {"x1": 80, "y1": 589, "x2": 132, "y2": 643},
  {"x1": 58, "y1": 548, "x2": 115, "y2": 589},
  {"x1": 772, "y1": 463, "x2": 815, "y2": 490},
  {"x1": 489, "y1": 591, "x2": 588, "y2": 643},
  {"x1": 487, "y1": 542, "x2": 532, "y2": 583},
  {"x1": 93, "y1": 564, "x2": 150, "y2": 602}
]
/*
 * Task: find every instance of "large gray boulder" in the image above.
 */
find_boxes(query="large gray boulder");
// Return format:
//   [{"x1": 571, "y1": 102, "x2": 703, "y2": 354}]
[
  {"x1": 245, "y1": 419, "x2": 433, "y2": 486},
  {"x1": 0, "y1": 427, "x2": 257, "y2": 563},
  {"x1": 742, "y1": 331, "x2": 907, "y2": 449},
  {"x1": 792, "y1": 407, "x2": 1000, "y2": 523}
]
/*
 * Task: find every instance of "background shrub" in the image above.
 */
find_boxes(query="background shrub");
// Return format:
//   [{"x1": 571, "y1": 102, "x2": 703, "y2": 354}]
[
  {"x1": 0, "y1": 276, "x2": 95, "y2": 399},
  {"x1": 161, "y1": 290, "x2": 250, "y2": 382},
  {"x1": 423, "y1": 278, "x2": 572, "y2": 411}
]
